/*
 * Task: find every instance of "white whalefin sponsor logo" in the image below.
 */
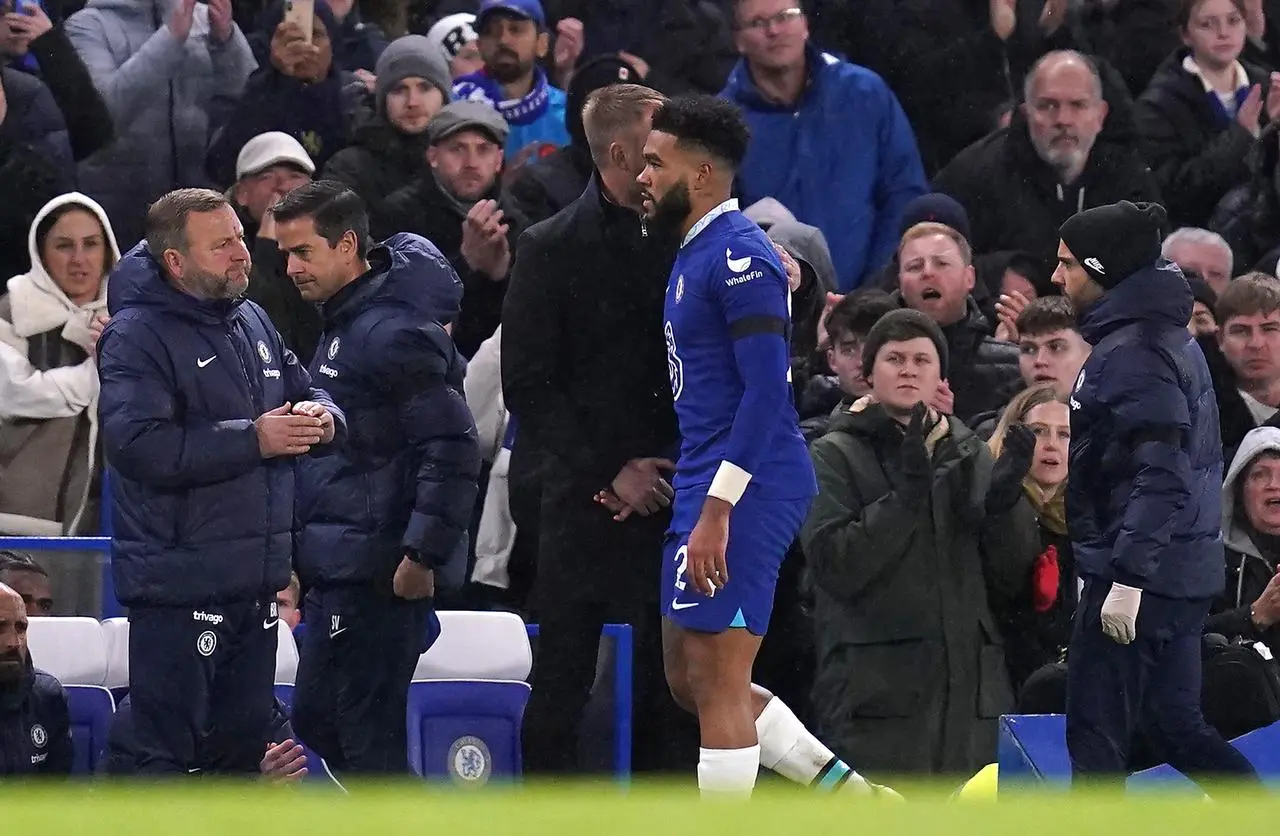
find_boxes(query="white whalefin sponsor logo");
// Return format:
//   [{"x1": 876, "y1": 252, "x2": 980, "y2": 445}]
[
  {"x1": 725, "y1": 248, "x2": 764, "y2": 286},
  {"x1": 726, "y1": 248, "x2": 752, "y2": 273}
]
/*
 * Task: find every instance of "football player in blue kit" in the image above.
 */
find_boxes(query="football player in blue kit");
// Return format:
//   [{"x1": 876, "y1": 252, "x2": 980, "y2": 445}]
[{"x1": 634, "y1": 95, "x2": 899, "y2": 800}]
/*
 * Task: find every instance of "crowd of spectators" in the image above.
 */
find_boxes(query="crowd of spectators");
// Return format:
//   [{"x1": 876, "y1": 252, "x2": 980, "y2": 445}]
[{"x1": 2, "y1": 0, "x2": 1280, "y2": 781}]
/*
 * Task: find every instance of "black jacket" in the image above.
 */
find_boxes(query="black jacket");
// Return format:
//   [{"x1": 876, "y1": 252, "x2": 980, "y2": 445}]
[
  {"x1": 801, "y1": 400, "x2": 1037, "y2": 775},
  {"x1": 1210, "y1": 120, "x2": 1280, "y2": 272},
  {"x1": 0, "y1": 661, "x2": 73, "y2": 776},
  {"x1": 933, "y1": 119, "x2": 1160, "y2": 279},
  {"x1": 295, "y1": 235, "x2": 479, "y2": 591},
  {"x1": 20, "y1": 24, "x2": 115, "y2": 161},
  {"x1": 322, "y1": 110, "x2": 432, "y2": 221},
  {"x1": 1134, "y1": 50, "x2": 1269, "y2": 228},
  {"x1": 374, "y1": 172, "x2": 529, "y2": 358},
  {"x1": 507, "y1": 143, "x2": 595, "y2": 227},
  {"x1": 544, "y1": 0, "x2": 736, "y2": 95},
  {"x1": 500, "y1": 178, "x2": 680, "y2": 602},
  {"x1": 826, "y1": 0, "x2": 1084, "y2": 174}
]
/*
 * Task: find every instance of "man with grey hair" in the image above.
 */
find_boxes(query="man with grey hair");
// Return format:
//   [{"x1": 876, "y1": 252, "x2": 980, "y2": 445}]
[
  {"x1": 1162, "y1": 227, "x2": 1234, "y2": 296},
  {"x1": 96, "y1": 187, "x2": 345, "y2": 776},
  {"x1": 934, "y1": 50, "x2": 1160, "y2": 281}
]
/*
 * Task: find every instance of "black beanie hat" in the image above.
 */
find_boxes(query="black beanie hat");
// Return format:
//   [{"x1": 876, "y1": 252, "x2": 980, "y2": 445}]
[
  {"x1": 1058, "y1": 201, "x2": 1169, "y2": 289},
  {"x1": 862, "y1": 309, "x2": 950, "y2": 380}
]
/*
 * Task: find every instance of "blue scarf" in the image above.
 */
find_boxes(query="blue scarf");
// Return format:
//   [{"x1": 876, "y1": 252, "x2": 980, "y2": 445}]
[{"x1": 452, "y1": 66, "x2": 551, "y2": 127}]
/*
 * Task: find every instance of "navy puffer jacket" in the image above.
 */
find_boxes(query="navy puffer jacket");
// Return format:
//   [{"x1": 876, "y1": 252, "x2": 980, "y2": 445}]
[
  {"x1": 295, "y1": 233, "x2": 479, "y2": 592},
  {"x1": 98, "y1": 243, "x2": 344, "y2": 607},
  {"x1": 1067, "y1": 261, "x2": 1225, "y2": 600}
]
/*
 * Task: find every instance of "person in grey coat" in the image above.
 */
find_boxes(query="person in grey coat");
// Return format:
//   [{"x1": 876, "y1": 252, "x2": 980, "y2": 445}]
[{"x1": 65, "y1": 0, "x2": 257, "y2": 249}]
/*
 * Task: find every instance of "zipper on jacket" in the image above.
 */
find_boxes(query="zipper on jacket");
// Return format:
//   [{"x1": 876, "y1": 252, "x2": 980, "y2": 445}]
[{"x1": 640, "y1": 215, "x2": 648, "y2": 238}]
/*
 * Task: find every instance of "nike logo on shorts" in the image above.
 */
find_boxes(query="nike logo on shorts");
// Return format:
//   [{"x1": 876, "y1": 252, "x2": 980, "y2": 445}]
[{"x1": 671, "y1": 601, "x2": 699, "y2": 610}]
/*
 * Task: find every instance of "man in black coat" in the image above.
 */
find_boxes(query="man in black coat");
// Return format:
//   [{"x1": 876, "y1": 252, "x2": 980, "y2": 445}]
[{"x1": 501, "y1": 83, "x2": 694, "y2": 773}]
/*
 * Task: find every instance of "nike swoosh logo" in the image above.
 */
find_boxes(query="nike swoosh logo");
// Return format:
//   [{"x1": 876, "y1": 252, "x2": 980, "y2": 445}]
[
  {"x1": 671, "y1": 601, "x2": 699, "y2": 610},
  {"x1": 329, "y1": 627, "x2": 348, "y2": 638},
  {"x1": 197, "y1": 356, "x2": 216, "y2": 368},
  {"x1": 263, "y1": 618, "x2": 279, "y2": 630}
]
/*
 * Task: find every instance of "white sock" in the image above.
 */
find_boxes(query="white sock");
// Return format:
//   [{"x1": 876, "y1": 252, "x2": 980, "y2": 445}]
[
  {"x1": 755, "y1": 697, "x2": 870, "y2": 793},
  {"x1": 697, "y1": 745, "x2": 760, "y2": 799}
]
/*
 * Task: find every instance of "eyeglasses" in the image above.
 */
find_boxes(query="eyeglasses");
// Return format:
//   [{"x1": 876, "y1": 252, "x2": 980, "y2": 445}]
[{"x1": 739, "y1": 7, "x2": 803, "y2": 32}]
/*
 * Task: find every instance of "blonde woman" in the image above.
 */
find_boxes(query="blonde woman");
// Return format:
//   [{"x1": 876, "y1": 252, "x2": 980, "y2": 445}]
[{"x1": 987, "y1": 384, "x2": 1076, "y2": 694}]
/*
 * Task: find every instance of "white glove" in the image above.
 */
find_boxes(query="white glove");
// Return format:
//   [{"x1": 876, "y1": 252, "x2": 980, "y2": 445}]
[{"x1": 1100, "y1": 582, "x2": 1142, "y2": 644}]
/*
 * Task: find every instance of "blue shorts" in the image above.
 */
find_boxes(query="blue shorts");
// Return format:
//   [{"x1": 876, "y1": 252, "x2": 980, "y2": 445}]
[{"x1": 660, "y1": 487, "x2": 811, "y2": 635}]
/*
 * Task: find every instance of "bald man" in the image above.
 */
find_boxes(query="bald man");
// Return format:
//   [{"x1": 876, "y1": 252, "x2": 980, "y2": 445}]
[
  {"x1": 932, "y1": 49, "x2": 1159, "y2": 280},
  {"x1": 0, "y1": 583, "x2": 73, "y2": 775}
]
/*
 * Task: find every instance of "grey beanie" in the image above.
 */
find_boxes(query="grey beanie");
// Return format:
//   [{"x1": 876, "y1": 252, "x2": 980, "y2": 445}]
[{"x1": 375, "y1": 35, "x2": 453, "y2": 116}]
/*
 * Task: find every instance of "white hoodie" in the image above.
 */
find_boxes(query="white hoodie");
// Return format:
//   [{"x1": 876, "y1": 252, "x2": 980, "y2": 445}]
[
  {"x1": 1221, "y1": 426, "x2": 1280, "y2": 607},
  {"x1": 0, "y1": 192, "x2": 122, "y2": 534}
]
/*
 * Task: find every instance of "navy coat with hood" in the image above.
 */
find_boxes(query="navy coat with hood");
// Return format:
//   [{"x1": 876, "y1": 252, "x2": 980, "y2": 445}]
[
  {"x1": 295, "y1": 234, "x2": 480, "y2": 592},
  {"x1": 1067, "y1": 261, "x2": 1225, "y2": 601},
  {"x1": 97, "y1": 243, "x2": 344, "y2": 608}
]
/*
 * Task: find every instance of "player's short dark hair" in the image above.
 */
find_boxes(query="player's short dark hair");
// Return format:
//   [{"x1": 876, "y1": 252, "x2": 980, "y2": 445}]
[
  {"x1": 1016, "y1": 295, "x2": 1078, "y2": 338},
  {"x1": 0, "y1": 551, "x2": 46, "y2": 578},
  {"x1": 146, "y1": 188, "x2": 230, "y2": 257},
  {"x1": 651, "y1": 95, "x2": 750, "y2": 172},
  {"x1": 824, "y1": 290, "x2": 896, "y2": 349},
  {"x1": 270, "y1": 180, "x2": 370, "y2": 257}
]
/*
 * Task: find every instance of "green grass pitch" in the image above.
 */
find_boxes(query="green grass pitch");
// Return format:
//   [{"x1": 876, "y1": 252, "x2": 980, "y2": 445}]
[{"x1": 5, "y1": 779, "x2": 1276, "y2": 835}]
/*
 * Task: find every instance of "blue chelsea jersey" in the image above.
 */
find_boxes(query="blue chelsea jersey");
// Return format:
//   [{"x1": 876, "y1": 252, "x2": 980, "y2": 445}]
[{"x1": 663, "y1": 200, "x2": 817, "y2": 500}]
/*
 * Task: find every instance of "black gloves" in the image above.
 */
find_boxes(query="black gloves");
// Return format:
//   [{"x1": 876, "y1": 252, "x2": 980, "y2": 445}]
[
  {"x1": 986, "y1": 423, "x2": 1036, "y2": 514},
  {"x1": 899, "y1": 403, "x2": 933, "y2": 504}
]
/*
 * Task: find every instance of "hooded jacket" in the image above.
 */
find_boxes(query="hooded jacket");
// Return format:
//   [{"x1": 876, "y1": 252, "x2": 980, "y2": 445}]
[
  {"x1": 764, "y1": 219, "x2": 836, "y2": 362},
  {"x1": 295, "y1": 234, "x2": 479, "y2": 592},
  {"x1": 1067, "y1": 261, "x2": 1225, "y2": 600},
  {"x1": 97, "y1": 243, "x2": 345, "y2": 607},
  {"x1": 722, "y1": 45, "x2": 927, "y2": 291},
  {"x1": 64, "y1": 0, "x2": 257, "y2": 247},
  {"x1": 0, "y1": 193, "x2": 121, "y2": 535},
  {"x1": 0, "y1": 659, "x2": 73, "y2": 776},
  {"x1": 1212, "y1": 427, "x2": 1280, "y2": 654}
]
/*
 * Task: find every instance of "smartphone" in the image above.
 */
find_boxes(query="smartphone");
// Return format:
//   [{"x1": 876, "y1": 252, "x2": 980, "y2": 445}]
[{"x1": 282, "y1": 0, "x2": 313, "y2": 43}]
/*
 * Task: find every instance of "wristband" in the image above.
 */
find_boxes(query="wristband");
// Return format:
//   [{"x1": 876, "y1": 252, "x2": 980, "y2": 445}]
[{"x1": 707, "y1": 461, "x2": 752, "y2": 506}]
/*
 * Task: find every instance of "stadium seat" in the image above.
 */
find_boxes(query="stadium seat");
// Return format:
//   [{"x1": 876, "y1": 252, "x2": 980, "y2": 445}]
[
  {"x1": 406, "y1": 611, "x2": 532, "y2": 784},
  {"x1": 101, "y1": 617, "x2": 130, "y2": 702},
  {"x1": 25, "y1": 617, "x2": 116, "y2": 774}
]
